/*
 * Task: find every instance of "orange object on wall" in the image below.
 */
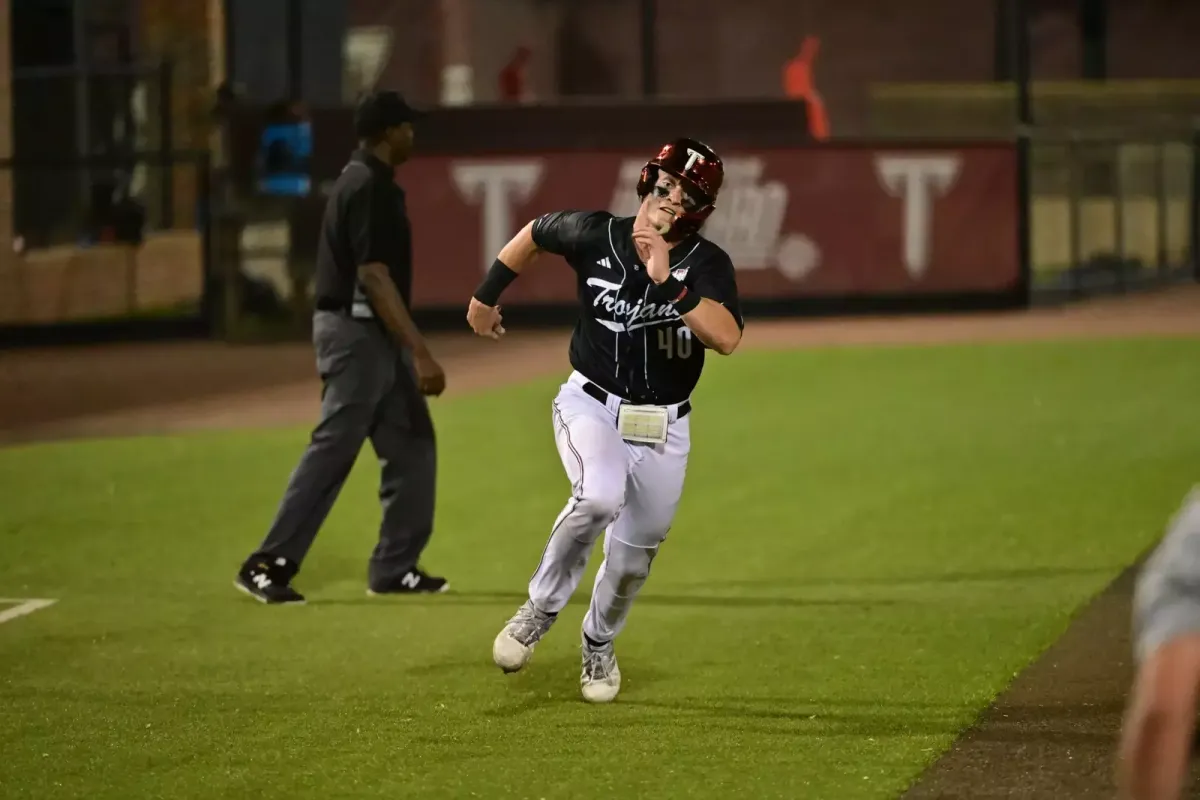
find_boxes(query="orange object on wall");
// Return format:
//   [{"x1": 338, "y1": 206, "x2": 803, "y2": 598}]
[
  {"x1": 783, "y1": 35, "x2": 830, "y2": 140},
  {"x1": 499, "y1": 45, "x2": 532, "y2": 103}
]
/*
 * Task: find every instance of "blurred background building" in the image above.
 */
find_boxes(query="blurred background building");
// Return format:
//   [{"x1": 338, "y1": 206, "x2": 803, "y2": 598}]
[
  {"x1": 0, "y1": 0, "x2": 1198, "y2": 336},
  {"x1": 9, "y1": 0, "x2": 1200, "y2": 169}
]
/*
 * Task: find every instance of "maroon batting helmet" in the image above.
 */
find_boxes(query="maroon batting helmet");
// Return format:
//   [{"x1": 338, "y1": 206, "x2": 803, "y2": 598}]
[{"x1": 636, "y1": 138, "x2": 724, "y2": 241}]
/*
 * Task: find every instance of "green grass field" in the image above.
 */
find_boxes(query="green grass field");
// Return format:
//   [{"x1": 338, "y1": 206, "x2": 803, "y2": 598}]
[{"x1": 3, "y1": 337, "x2": 1199, "y2": 799}]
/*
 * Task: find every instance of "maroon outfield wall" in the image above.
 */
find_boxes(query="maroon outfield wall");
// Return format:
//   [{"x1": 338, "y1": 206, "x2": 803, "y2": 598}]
[
  {"x1": 399, "y1": 143, "x2": 1020, "y2": 309},
  {"x1": 228, "y1": 104, "x2": 1022, "y2": 320}
]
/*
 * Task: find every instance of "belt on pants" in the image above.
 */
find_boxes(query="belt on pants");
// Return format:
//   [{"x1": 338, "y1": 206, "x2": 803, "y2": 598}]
[
  {"x1": 315, "y1": 299, "x2": 377, "y2": 320},
  {"x1": 581, "y1": 381, "x2": 691, "y2": 420}
]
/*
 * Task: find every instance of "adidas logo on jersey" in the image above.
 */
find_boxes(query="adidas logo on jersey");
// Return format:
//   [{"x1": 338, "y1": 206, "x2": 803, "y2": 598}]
[{"x1": 597, "y1": 257, "x2": 613, "y2": 270}]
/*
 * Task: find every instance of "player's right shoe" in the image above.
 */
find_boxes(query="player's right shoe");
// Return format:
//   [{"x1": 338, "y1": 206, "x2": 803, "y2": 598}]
[
  {"x1": 234, "y1": 556, "x2": 306, "y2": 605},
  {"x1": 492, "y1": 599, "x2": 557, "y2": 673}
]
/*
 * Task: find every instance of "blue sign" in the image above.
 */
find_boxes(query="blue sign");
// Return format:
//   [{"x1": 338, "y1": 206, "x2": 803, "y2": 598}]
[{"x1": 257, "y1": 121, "x2": 312, "y2": 197}]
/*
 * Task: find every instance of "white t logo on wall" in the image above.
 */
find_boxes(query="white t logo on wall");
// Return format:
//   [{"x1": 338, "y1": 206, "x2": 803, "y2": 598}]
[
  {"x1": 874, "y1": 155, "x2": 961, "y2": 278},
  {"x1": 452, "y1": 162, "x2": 544, "y2": 270}
]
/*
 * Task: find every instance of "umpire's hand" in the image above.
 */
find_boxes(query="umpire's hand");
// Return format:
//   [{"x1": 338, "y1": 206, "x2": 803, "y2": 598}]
[{"x1": 413, "y1": 351, "x2": 446, "y2": 396}]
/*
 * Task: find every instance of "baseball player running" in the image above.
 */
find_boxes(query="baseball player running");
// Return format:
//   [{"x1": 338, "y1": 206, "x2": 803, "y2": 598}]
[
  {"x1": 1119, "y1": 486, "x2": 1200, "y2": 799},
  {"x1": 465, "y1": 138, "x2": 744, "y2": 703}
]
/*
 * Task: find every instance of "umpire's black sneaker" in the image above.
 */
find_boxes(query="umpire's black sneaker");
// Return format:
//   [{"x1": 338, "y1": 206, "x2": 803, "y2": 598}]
[
  {"x1": 367, "y1": 567, "x2": 450, "y2": 596},
  {"x1": 234, "y1": 556, "x2": 306, "y2": 605}
]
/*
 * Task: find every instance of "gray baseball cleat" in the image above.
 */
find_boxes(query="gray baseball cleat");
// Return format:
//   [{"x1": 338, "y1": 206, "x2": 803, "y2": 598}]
[
  {"x1": 492, "y1": 600, "x2": 557, "y2": 673},
  {"x1": 580, "y1": 635, "x2": 621, "y2": 703}
]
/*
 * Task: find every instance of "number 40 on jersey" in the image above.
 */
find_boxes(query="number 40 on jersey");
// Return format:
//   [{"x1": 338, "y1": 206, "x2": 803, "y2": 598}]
[{"x1": 657, "y1": 327, "x2": 694, "y2": 359}]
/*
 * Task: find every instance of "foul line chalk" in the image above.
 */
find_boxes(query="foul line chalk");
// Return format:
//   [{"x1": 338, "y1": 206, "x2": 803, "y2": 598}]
[{"x1": 0, "y1": 598, "x2": 58, "y2": 625}]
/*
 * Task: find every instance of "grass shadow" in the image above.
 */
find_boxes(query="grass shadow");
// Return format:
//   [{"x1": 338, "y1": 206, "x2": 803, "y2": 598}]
[
  {"x1": 683, "y1": 565, "x2": 1122, "y2": 592},
  {"x1": 598, "y1": 697, "x2": 968, "y2": 737},
  {"x1": 476, "y1": 656, "x2": 674, "y2": 719},
  {"x1": 306, "y1": 589, "x2": 899, "y2": 609}
]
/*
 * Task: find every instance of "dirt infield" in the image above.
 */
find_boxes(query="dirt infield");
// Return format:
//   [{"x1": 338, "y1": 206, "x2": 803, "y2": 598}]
[
  {"x1": 5, "y1": 285, "x2": 1200, "y2": 797},
  {"x1": 903, "y1": 566, "x2": 1142, "y2": 799}
]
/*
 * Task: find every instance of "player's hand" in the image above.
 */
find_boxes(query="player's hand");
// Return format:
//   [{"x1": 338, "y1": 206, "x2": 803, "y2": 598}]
[
  {"x1": 632, "y1": 223, "x2": 671, "y2": 284},
  {"x1": 466, "y1": 297, "x2": 506, "y2": 340},
  {"x1": 413, "y1": 351, "x2": 446, "y2": 397}
]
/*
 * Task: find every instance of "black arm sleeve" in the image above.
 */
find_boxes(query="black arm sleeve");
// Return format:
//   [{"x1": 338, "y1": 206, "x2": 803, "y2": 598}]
[
  {"x1": 692, "y1": 252, "x2": 745, "y2": 330},
  {"x1": 530, "y1": 210, "x2": 611, "y2": 260},
  {"x1": 346, "y1": 182, "x2": 394, "y2": 266}
]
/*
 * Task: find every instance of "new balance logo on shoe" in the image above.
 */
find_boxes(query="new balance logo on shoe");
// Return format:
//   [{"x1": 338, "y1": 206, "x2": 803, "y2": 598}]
[
  {"x1": 366, "y1": 568, "x2": 450, "y2": 595},
  {"x1": 234, "y1": 558, "x2": 305, "y2": 605}
]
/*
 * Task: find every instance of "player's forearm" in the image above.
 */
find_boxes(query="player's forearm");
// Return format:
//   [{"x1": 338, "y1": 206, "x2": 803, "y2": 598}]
[
  {"x1": 681, "y1": 299, "x2": 742, "y2": 356},
  {"x1": 358, "y1": 263, "x2": 431, "y2": 356},
  {"x1": 1118, "y1": 694, "x2": 1195, "y2": 800},
  {"x1": 474, "y1": 221, "x2": 541, "y2": 306}
]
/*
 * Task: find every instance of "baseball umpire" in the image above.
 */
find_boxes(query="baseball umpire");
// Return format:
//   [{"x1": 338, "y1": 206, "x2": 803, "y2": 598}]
[{"x1": 235, "y1": 90, "x2": 449, "y2": 604}]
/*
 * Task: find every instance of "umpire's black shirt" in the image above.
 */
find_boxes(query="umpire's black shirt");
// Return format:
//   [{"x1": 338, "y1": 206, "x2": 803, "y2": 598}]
[{"x1": 313, "y1": 149, "x2": 413, "y2": 311}]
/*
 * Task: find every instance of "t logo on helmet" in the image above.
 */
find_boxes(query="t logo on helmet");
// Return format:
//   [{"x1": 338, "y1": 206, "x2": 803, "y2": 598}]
[{"x1": 683, "y1": 148, "x2": 704, "y2": 172}]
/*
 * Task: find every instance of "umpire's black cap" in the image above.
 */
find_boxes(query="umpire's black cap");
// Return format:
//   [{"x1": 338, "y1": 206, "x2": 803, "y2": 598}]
[{"x1": 353, "y1": 90, "x2": 425, "y2": 138}]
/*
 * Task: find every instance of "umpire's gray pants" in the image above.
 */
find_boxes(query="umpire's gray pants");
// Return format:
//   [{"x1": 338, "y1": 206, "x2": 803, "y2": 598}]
[{"x1": 254, "y1": 310, "x2": 437, "y2": 587}]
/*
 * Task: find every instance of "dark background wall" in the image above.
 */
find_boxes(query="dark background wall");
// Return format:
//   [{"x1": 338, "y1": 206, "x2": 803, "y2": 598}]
[
  {"x1": 348, "y1": 0, "x2": 1200, "y2": 135},
  {"x1": 226, "y1": 0, "x2": 345, "y2": 106}
]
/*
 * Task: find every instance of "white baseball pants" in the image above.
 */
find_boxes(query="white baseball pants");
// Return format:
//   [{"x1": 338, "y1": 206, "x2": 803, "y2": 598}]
[{"x1": 527, "y1": 371, "x2": 691, "y2": 643}]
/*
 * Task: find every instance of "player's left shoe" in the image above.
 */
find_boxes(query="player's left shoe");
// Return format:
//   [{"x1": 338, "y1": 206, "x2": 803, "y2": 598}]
[{"x1": 580, "y1": 635, "x2": 621, "y2": 704}]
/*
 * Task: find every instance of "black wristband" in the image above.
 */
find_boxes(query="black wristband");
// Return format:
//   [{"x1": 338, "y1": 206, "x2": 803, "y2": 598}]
[
  {"x1": 473, "y1": 259, "x2": 518, "y2": 306},
  {"x1": 658, "y1": 275, "x2": 702, "y2": 315}
]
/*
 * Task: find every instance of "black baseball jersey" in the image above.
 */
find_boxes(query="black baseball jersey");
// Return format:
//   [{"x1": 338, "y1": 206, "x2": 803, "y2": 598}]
[{"x1": 531, "y1": 210, "x2": 743, "y2": 405}]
